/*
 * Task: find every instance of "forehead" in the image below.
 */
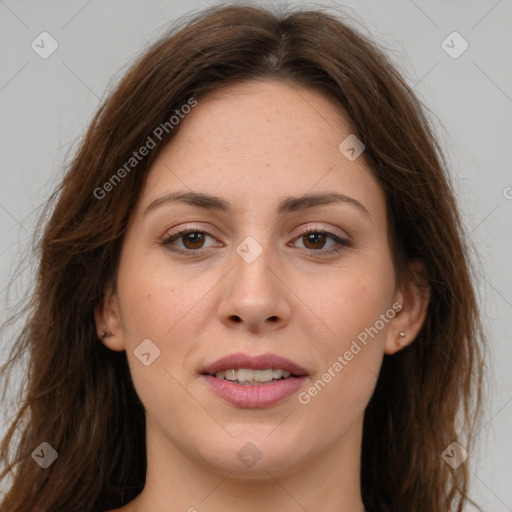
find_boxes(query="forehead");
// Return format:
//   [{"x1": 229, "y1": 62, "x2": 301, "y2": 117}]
[
  {"x1": 140, "y1": 80, "x2": 385, "y2": 223},
  {"x1": 170, "y1": 79, "x2": 352, "y2": 158}
]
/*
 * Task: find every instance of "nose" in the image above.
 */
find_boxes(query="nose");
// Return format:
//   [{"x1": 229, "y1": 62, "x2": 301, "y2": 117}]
[{"x1": 217, "y1": 239, "x2": 293, "y2": 334}]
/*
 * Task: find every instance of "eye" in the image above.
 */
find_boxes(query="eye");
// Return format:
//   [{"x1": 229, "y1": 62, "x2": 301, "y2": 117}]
[
  {"x1": 290, "y1": 228, "x2": 351, "y2": 256},
  {"x1": 161, "y1": 227, "x2": 351, "y2": 257},
  {"x1": 161, "y1": 229, "x2": 221, "y2": 256}
]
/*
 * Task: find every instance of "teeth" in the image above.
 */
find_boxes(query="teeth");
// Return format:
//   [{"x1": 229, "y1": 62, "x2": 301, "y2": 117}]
[
  {"x1": 212, "y1": 368, "x2": 293, "y2": 383},
  {"x1": 253, "y1": 369, "x2": 274, "y2": 382},
  {"x1": 272, "y1": 368, "x2": 283, "y2": 379},
  {"x1": 224, "y1": 369, "x2": 237, "y2": 381},
  {"x1": 237, "y1": 368, "x2": 255, "y2": 382}
]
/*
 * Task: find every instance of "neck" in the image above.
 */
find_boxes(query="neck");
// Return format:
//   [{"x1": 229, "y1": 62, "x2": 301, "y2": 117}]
[{"x1": 131, "y1": 415, "x2": 367, "y2": 512}]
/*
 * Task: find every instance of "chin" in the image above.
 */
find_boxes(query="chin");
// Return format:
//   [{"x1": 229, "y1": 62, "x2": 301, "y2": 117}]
[{"x1": 195, "y1": 435, "x2": 306, "y2": 477}]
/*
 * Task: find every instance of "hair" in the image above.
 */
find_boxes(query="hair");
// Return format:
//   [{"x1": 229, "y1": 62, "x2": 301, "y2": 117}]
[{"x1": 0, "y1": 3, "x2": 485, "y2": 511}]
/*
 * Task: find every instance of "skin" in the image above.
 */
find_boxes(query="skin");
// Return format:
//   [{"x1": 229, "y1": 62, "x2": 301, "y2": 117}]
[{"x1": 96, "y1": 79, "x2": 429, "y2": 512}]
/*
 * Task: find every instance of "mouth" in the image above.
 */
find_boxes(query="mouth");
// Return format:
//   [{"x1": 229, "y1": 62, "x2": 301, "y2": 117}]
[
  {"x1": 200, "y1": 352, "x2": 309, "y2": 408},
  {"x1": 203, "y1": 367, "x2": 302, "y2": 386},
  {"x1": 201, "y1": 352, "x2": 308, "y2": 381}
]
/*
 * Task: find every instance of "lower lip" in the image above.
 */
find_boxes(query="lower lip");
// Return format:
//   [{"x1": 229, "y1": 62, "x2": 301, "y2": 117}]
[{"x1": 202, "y1": 375, "x2": 308, "y2": 408}]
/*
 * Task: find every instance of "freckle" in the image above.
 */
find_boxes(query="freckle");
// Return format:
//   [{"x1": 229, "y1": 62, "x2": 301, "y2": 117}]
[{"x1": 266, "y1": 163, "x2": 270, "y2": 167}]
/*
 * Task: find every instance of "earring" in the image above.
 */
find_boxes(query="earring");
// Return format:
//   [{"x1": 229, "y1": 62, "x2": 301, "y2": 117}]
[
  {"x1": 395, "y1": 331, "x2": 405, "y2": 347},
  {"x1": 101, "y1": 331, "x2": 114, "y2": 338}
]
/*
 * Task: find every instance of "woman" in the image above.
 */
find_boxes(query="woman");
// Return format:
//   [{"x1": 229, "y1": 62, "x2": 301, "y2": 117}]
[{"x1": 0, "y1": 4, "x2": 485, "y2": 511}]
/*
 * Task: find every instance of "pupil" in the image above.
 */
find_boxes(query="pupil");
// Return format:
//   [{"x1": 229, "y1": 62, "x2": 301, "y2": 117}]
[
  {"x1": 306, "y1": 233, "x2": 325, "y2": 249},
  {"x1": 185, "y1": 232, "x2": 203, "y2": 248}
]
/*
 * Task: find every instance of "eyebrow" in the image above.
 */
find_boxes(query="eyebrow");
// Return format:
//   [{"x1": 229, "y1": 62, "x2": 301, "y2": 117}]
[{"x1": 144, "y1": 191, "x2": 370, "y2": 217}]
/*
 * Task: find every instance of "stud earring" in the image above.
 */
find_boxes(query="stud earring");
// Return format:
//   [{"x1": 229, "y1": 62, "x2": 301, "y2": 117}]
[
  {"x1": 101, "y1": 331, "x2": 114, "y2": 338},
  {"x1": 396, "y1": 331, "x2": 405, "y2": 347}
]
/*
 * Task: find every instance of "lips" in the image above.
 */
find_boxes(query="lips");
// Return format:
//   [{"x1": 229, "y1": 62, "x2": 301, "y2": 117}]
[
  {"x1": 201, "y1": 352, "x2": 308, "y2": 376},
  {"x1": 200, "y1": 352, "x2": 309, "y2": 408}
]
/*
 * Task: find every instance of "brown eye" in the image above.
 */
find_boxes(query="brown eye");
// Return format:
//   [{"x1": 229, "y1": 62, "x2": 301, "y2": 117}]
[
  {"x1": 292, "y1": 229, "x2": 351, "y2": 256},
  {"x1": 181, "y1": 231, "x2": 206, "y2": 250},
  {"x1": 162, "y1": 227, "x2": 350, "y2": 258},
  {"x1": 302, "y1": 232, "x2": 328, "y2": 250},
  {"x1": 161, "y1": 229, "x2": 220, "y2": 256}
]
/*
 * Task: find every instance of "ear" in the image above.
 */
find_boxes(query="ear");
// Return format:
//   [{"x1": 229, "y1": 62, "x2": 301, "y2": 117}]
[
  {"x1": 94, "y1": 280, "x2": 126, "y2": 351},
  {"x1": 385, "y1": 259, "x2": 430, "y2": 355}
]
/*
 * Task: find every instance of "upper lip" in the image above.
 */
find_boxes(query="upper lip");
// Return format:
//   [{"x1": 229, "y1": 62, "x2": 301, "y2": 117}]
[{"x1": 201, "y1": 352, "x2": 308, "y2": 376}]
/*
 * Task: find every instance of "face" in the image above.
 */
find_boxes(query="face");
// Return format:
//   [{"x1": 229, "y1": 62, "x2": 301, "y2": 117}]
[{"x1": 97, "y1": 80, "x2": 422, "y2": 479}]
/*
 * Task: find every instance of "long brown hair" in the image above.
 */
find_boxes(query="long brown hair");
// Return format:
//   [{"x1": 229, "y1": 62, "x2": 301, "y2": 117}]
[{"x1": 0, "y1": 4, "x2": 485, "y2": 511}]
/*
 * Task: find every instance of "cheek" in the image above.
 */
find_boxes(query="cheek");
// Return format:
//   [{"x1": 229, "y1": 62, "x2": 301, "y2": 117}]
[
  {"x1": 115, "y1": 252, "x2": 205, "y2": 423},
  {"x1": 297, "y1": 360, "x2": 379, "y2": 444},
  {"x1": 116, "y1": 245, "x2": 205, "y2": 339},
  {"x1": 115, "y1": 246, "x2": 224, "y2": 389},
  {"x1": 294, "y1": 252, "x2": 395, "y2": 422},
  {"x1": 295, "y1": 289, "x2": 389, "y2": 439},
  {"x1": 302, "y1": 251, "x2": 395, "y2": 349}
]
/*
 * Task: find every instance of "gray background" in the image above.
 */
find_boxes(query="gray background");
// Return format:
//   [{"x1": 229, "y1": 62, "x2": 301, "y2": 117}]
[{"x1": 0, "y1": 0, "x2": 511, "y2": 509}]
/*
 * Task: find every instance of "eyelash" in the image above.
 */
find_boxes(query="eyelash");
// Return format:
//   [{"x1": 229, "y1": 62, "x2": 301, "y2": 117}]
[{"x1": 160, "y1": 227, "x2": 351, "y2": 257}]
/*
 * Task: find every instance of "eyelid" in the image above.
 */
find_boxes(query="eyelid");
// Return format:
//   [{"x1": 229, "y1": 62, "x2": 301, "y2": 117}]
[
  {"x1": 162, "y1": 223, "x2": 222, "y2": 242},
  {"x1": 294, "y1": 223, "x2": 350, "y2": 240}
]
